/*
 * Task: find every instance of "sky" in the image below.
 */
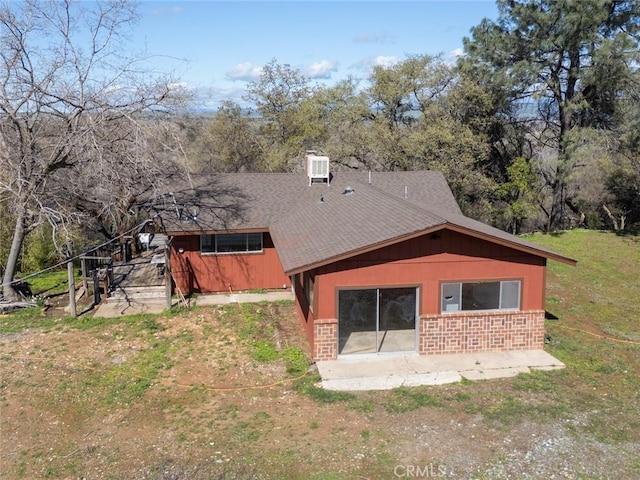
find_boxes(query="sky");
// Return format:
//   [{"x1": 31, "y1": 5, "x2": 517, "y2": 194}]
[{"x1": 131, "y1": 1, "x2": 499, "y2": 109}]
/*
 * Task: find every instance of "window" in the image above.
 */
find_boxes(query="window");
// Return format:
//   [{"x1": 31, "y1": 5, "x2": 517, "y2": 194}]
[
  {"x1": 201, "y1": 233, "x2": 263, "y2": 254},
  {"x1": 304, "y1": 272, "x2": 314, "y2": 312},
  {"x1": 441, "y1": 280, "x2": 521, "y2": 312}
]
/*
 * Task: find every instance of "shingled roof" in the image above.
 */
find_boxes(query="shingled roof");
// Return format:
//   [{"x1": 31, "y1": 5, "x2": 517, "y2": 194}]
[{"x1": 153, "y1": 170, "x2": 576, "y2": 275}]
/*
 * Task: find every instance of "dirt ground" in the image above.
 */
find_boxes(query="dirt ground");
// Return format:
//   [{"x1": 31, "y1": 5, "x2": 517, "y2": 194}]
[{"x1": 1, "y1": 302, "x2": 638, "y2": 480}]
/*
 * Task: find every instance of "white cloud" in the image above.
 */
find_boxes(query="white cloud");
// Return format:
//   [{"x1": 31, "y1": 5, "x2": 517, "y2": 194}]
[
  {"x1": 445, "y1": 48, "x2": 465, "y2": 65},
  {"x1": 373, "y1": 56, "x2": 400, "y2": 68},
  {"x1": 225, "y1": 63, "x2": 263, "y2": 82},
  {"x1": 168, "y1": 82, "x2": 188, "y2": 90},
  {"x1": 303, "y1": 60, "x2": 338, "y2": 79},
  {"x1": 149, "y1": 6, "x2": 184, "y2": 17},
  {"x1": 350, "y1": 55, "x2": 400, "y2": 75},
  {"x1": 193, "y1": 85, "x2": 248, "y2": 111},
  {"x1": 449, "y1": 48, "x2": 464, "y2": 59},
  {"x1": 354, "y1": 32, "x2": 395, "y2": 44}
]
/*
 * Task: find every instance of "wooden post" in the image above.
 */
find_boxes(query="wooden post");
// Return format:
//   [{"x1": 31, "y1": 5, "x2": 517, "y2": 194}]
[
  {"x1": 164, "y1": 240, "x2": 172, "y2": 309},
  {"x1": 67, "y1": 259, "x2": 76, "y2": 317},
  {"x1": 81, "y1": 257, "x2": 88, "y2": 293},
  {"x1": 92, "y1": 269, "x2": 101, "y2": 305}
]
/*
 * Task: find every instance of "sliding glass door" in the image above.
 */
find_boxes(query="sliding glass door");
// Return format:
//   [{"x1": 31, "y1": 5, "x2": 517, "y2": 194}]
[{"x1": 338, "y1": 287, "x2": 417, "y2": 355}]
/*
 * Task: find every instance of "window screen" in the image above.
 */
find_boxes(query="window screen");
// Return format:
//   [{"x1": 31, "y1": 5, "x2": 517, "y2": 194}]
[
  {"x1": 500, "y1": 280, "x2": 521, "y2": 309},
  {"x1": 442, "y1": 283, "x2": 461, "y2": 312}
]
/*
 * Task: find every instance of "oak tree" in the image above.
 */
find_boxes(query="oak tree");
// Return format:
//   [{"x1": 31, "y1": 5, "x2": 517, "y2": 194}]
[{"x1": 0, "y1": 0, "x2": 186, "y2": 299}]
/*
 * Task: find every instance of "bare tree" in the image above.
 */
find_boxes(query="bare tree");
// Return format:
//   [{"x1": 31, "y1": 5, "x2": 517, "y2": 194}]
[{"x1": 0, "y1": 0, "x2": 188, "y2": 300}]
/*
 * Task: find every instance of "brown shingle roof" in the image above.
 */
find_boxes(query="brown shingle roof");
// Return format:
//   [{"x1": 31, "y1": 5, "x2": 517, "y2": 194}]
[
  {"x1": 152, "y1": 170, "x2": 575, "y2": 274},
  {"x1": 269, "y1": 175, "x2": 450, "y2": 273},
  {"x1": 152, "y1": 171, "x2": 457, "y2": 232}
]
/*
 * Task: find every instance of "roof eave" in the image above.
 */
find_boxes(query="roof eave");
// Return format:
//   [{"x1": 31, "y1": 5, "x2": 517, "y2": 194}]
[
  {"x1": 284, "y1": 222, "x2": 577, "y2": 276},
  {"x1": 164, "y1": 226, "x2": 268, "y2": 236},
  {"x1": 444, "y1": 224, "x2": 578, "y2": 266}
]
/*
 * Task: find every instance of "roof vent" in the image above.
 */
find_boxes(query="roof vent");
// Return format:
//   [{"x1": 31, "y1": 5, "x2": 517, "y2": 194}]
[
  {"x1": 305, "y1": 153, "x2": 330, "y2": 186},
  {"x1": 343, "y1": 185, "x2": 355, "y2": 195}
]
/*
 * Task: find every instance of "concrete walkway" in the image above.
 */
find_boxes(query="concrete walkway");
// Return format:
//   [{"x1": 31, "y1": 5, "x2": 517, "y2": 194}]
[
  {"x1": 316, "y1": 350, "x2": 565, "y2": 391},
  {"x1": 93, "y1": 291, "x2": 294, "y2": 318},
  {"x1": 93, "y1": 298, "x2": 168, "y2": 317},
  {"x1": 195, "y1": 291, "x2": 294, "y2": 306}
]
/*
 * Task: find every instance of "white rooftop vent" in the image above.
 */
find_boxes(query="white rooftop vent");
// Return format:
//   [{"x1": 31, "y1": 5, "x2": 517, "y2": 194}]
[{"x1": 306, "y1": 153, "x2": 330, "y2": 185}]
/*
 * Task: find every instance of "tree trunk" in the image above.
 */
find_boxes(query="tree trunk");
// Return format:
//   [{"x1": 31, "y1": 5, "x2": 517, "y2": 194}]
[
  {"x1": 548, "y1": 177, "x2": 566, "y2": 231},
  {"x1": 547, "y1": 121, "x2": 571, "y2": 231},
  {"x1": 2, "y1": 207, "x2": 26, "y2": 301},
  {"x1": 602, "y1": 204, "x2": 620, "y2": 230}
]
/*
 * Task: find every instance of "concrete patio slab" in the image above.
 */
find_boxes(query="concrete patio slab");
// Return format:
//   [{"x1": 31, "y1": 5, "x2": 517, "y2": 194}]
[
  {"x1": 461, "y1": 366, "x2": 531, "y2": 381},
  {"x1": 317, "y1": 350, "x2": 565, "y2": 391},
  {"x1": 93, "y1": 298, "x2": 169, "y2": 318}
]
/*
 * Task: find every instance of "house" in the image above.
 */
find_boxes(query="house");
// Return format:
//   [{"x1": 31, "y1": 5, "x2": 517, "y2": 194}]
[{"x1": 152, "y1": 154, "x2": 576, "y2": 361}]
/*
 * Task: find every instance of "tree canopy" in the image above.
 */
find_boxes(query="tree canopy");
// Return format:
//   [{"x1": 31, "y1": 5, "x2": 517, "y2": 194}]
[
  {"x1": 2, "y1": 0, "x2": 640, "y2": 296},
  {"x1": 0, "y1": 0, "x2": 186, "y2": 299},
  {"x1": 462, "y1": 0, "x2": 640, "y2": 229}
]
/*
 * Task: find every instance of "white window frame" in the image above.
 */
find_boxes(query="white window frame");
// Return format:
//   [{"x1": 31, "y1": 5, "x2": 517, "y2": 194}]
[{"x1": 441, "y1": 280, "x2": 521, "y2": 313}]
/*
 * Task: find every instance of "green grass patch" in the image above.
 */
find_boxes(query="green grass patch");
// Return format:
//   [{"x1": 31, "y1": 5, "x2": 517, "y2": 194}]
[
  {"x1": 348, "y1": 397, "x2": 376, "y2": 413},
  {"x1": 232, "y1": 421, "x2": 262, "y2": 442},
  {"x1": 384, "y1": 386, "x2": 442, "y2": 413},
  {"x1": 0, "y1": 310, "x2": 165, "y2": 336},
  {"x1": 281, "y1": 347, "x2": 309, "y2": 376},
  {"x1": 293, "y1": 374, "x2": 355, "y2": 403},
  {"x1": 18, "y1": 269, "x2": 80, "y2": 297},
  {"x1": 252, "y1": 341, "x2": 280, "y2": 362},
  {"x1": 523, "y1": 230, "x2": 640, "y2": 442},
  {"x1": 479, "y1": 395, "x2": 568, "y2": 427},
  {"x1": 527, "y1": 229, "x2": 640, "y2": 335},
  {"x1": 0, "y1": 309, "x2": 62, "y2": 332},
  {"x1": 512, "y1": 369, "x2": 564, "y2": 393},
  {"x1": 95, "y1": 340, "x2": 173, "y2": 406},
  {"x1": 220, "y1": 303, "x2": 312, "y2": 376}
]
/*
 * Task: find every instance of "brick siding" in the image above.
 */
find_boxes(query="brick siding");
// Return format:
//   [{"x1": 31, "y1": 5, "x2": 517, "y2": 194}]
[
  {"x1": 314, "y1": 318, "x2": 338, "y2": 361},
  {"x1": 419, "y1": 310, "x2": 546, "y2": 354},
  {"x1": 312, "y1": 311, "x2": 545, "y2": 360}
]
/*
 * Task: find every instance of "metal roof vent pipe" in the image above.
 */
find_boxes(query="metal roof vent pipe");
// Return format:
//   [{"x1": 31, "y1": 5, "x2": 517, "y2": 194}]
[{"x1": 344, "y1": 185, "x2": 355, "y2": 195}]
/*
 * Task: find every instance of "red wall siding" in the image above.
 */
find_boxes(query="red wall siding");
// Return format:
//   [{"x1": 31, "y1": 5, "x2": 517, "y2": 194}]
[
  {"x1": 292, "y1": 273, "x2": 316, "y2": 349},
  {"x1": 170, "y1": 232, "x2": 289, "y2": 293},
  {"x1": 292, "y1": 274, "x2": 337, "y2": 361},
  {"x1": 314, "y1": 229, "x2": 547, "y2": 320}
]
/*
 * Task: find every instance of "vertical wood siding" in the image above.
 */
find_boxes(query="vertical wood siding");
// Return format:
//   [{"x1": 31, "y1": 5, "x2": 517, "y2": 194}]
[
  {"x1": 315, "y1": 229, "x2": 546, "y2": 321},
  {"x1": 170, "y1": 232, "x2": 289, "y2": 293}
]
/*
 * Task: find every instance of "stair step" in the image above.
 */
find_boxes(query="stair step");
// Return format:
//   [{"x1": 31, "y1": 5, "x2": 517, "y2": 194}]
[{"x1": 108, "y1": 286, "x2": 165, "y2": 301}]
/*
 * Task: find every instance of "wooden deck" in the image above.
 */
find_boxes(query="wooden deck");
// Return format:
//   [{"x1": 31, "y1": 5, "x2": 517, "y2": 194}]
[
  {"x1": 112, "y1": 252, "x2": 165, "y2": 289},
  {"x1": 110, "y1": 234, "x2": 168, "y2": 291}
]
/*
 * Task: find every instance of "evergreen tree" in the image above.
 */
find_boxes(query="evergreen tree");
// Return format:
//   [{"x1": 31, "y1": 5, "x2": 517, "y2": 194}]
[{"x1": 463, "y1": 0, "x2": 640, "y2": 230}]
